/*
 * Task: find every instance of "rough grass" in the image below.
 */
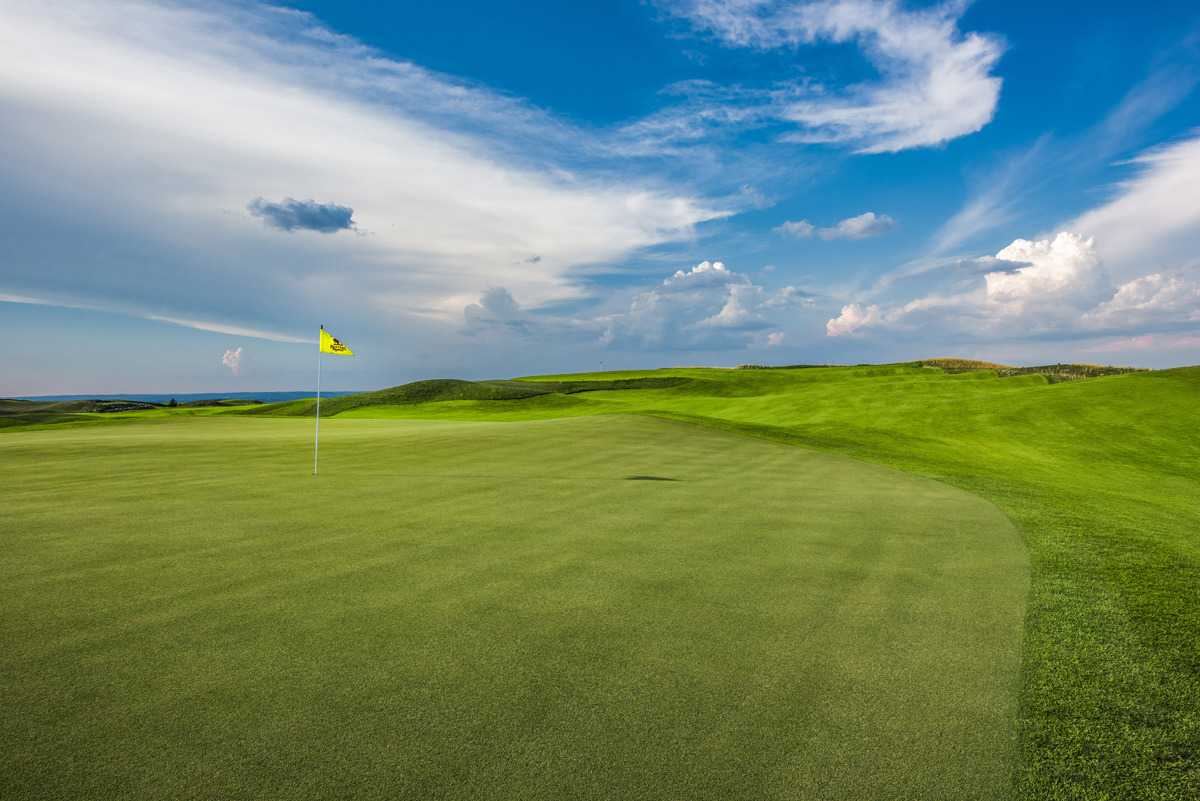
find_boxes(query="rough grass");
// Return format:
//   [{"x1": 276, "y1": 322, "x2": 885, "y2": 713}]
[
  {"x1": 250, "y1": 363, "x2": 1200, "y2": 799},
  {"x1": 1, "y1": 415, "x2": 1025, "y2": 800}
]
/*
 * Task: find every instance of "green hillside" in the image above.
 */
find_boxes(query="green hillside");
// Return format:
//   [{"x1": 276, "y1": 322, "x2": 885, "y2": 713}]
[
  {"x1": 235, "y1": 376, "x2": 693, "y2": 418},
  {"x1": 0, "y1": 398, "x2": 100, "y2": 428},
  {"x1": 238, "y1": 362, "x2": 1200, "y2": 798},
  {"x1": 3, "y1": 362, "x2": 1197, "y2": 798}
]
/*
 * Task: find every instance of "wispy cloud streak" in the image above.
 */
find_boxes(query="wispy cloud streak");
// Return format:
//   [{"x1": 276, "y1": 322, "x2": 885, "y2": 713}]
[{"x1": 651, "y1": 0, "x2": 1005, "y2": 152}]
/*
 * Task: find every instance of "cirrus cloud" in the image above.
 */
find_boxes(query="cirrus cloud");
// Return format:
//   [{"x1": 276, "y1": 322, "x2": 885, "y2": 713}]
[
  {"x1": 0, "y1": 0, "x2": 730, "y2": 347},
  {"x1": 654, "y1": 0, "x2": 1005, "y2": 153}
]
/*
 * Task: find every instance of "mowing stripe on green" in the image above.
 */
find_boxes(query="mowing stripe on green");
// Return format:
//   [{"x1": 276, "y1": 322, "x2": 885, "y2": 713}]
[{"x1": 2, "y1": 415, "x2": 1026, "y2": 800}]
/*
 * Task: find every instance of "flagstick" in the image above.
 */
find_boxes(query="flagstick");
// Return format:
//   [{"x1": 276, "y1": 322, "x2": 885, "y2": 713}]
[{"x1": 314, "y1": 331, "x2": 322, "y2": 476}]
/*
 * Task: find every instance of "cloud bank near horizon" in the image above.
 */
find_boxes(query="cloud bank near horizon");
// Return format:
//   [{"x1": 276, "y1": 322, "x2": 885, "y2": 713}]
[{"x1": 826, "y1": 231, "x2": 1199, "y2": 342}]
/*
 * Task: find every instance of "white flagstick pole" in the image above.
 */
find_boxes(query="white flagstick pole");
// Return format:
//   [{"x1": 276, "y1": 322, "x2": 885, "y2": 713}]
[{"x1": 314, "y1": 326, "x2": 322, "y2": 476}]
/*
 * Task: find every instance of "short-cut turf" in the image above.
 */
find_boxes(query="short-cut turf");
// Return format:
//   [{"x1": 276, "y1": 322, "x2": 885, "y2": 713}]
[
  {"x1": 2, "y1": 415, "x2": 1026, "y2": 800},
  {"x1": 239, "y1": 363, "x2": 1200, "y2": 797}
]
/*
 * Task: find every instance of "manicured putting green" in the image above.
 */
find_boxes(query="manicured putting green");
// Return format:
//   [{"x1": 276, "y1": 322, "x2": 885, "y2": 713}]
[{"x1": 2, "y1": 415, "x2": 1027, "y2": 799}]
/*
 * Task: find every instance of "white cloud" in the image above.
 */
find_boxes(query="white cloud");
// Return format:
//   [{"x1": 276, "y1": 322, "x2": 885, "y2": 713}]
[
  {"x1": 826, "y1": 302, "x2": 883, "y2": 336},
  {"x1": 837, "y1": 134, "x2": 1200, "y2": 346},
  {"x1": 0, "y1": 0, "x2": 728, "y2": 344},
  {"x1": 983, "y1": 233, "x2": 1114, "y2": 315},
  {"x1": 761, "y1": 285, "x2": 813, "y2": 309},
  {"x1": 776, "y1": 212, "x2": 897, "y2": 241},
  {"x1": 0, "y1": 292, "x2": 312, "y2": 343},
  {"x1": 1067, "y1": 133, "x2": 1200, "y2": 286},
  {"x1": 602, "y1": 261, "x2": 808, "y2": 350},
  {"x1": 767, "y1": 331, "x2": 785, "y2": 346},
  {"x1": 775, "y1": 219, "x2": 815, "y2": 238},
  {"x1": 1083, "y1": 273, "x2": 1200, "y2": 329},
  {"x1": 657, "y1": 0, "x2": 1004, "y2": 152},
  {"x1": 818, "y1": 211, "x2": 898, "y2": 240},
  {"x1": 825, "y1": 231, "x2": 1200, "y2": 341},
  {"x1": 222, "y1": 347, "x2": 243, "y2": 375}
]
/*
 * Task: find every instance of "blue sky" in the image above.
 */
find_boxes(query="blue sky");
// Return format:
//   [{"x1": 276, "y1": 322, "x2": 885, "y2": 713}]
[{"x1": 2, "y1": 0, "x2": 1198, "y2": 395}]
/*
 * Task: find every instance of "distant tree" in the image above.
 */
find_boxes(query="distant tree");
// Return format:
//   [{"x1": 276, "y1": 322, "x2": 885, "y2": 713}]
[{"x1": 168, "y1": 398, "x2": 178, "y2": 408}]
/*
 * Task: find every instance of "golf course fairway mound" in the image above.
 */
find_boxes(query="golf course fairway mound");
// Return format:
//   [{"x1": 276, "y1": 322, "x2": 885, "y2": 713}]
[{"x1": 1, "y1": 414, "x2": 1026, "y2": 800}]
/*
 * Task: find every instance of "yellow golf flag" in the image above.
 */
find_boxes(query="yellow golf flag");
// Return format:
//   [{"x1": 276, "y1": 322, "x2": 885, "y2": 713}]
[{"x1": 319, "y1": 327, "x2": 354, "y2": 356}]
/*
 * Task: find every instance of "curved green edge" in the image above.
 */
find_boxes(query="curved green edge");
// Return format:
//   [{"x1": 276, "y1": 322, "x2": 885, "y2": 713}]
[{"x1": 1, "y1": 414, "x2": 1026, "y2": 800}]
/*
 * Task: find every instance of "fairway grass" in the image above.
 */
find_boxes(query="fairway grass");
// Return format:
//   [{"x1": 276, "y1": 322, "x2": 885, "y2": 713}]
[
  {"x1": 2, "y1": 415, "x2": 1026, "y2": 800},
  {"x1": 235, "y1": 363, "x2": 1200, "y2": 797}
]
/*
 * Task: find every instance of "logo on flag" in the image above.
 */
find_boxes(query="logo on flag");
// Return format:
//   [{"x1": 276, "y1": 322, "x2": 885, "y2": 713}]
[{"x1": 319, "y1": 327, "x2": 355, "y2": 356}]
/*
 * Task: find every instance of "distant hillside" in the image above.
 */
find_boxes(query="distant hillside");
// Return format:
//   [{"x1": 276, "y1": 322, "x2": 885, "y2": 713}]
[
  {"x1": 236, "y1": 376, "x2": 694, "y2": 417},
  {"x1": 0, "y1": 397, "x2": 261, "y2": 428},
  {"x1": 913, "y1": 358, "x2": 1147, "y2": 383},
  {"x1": 0, "y1": 398, "x2": 97, "y2": 414},
  {"x1": 179, "y1": 399, "x2": 265, "y2": 408},
  {"x1": 14, "y1": 390, "x2": 359, "y2": 404},
  {"x1": 0, "y1": 398, "x2": 100, "y2": 428}
]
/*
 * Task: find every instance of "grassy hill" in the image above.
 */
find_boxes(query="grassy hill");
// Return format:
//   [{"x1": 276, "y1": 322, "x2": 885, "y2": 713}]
[
  {"x1": 3, "y1": 362, "x2": 1197, "y2": 798},
  {"x1": 231, "y1": 362, "x2": 1200, "y2": 797},
  {"x1": 233, "y1": 376, "x2": 693, "y2": 418},
  {"x1": 0, "y1": 397, "x2": 262, "y2": 429},
  {"x1": 0, "y1": 398, "x2": 101, "y2": 428}
]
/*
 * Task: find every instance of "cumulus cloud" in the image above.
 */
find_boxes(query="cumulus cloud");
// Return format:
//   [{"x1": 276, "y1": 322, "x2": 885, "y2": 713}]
[
  {"x1": 655, "y1": 0, "x2": 1004, "y2": 152},
  {"x1": 776, "y1": 213, "x2": 896, "y2": 240},
  {"x1": 247, "y1": 197, "x2": 355, "y2": 233},
  {"x1": 461, "y1": 286, "x2": 602, "y2": 344},
  {"x1": 818, "y1": 212, "x2": 898, "y2": 240},
  {"x1": 222, "y1": 347, "x2": 243, "y2": 375},
  {"x1": 826, "y1": 302, "x2": 883, "y2": 336},
  {"x1": 464, "y1": 286, "x2": 525, "y2": 330},
  {"x1": 766, "y1": 331, "x2": 785, "y2": 346},
  {"x1": 983, "y1": 233, "x2": 1114, "y2": 315},
  {"x1": 824, "y1": 232, "x2": 1093, "y2": 337},
  {"x1": 825, "y1": 231, "x2": 1200, "y2": 341},
  {"x1": 761, "y1": 285, "x2": 812, "y2": 308},
  {"x1": 602, "y1": 260, "x2": 810, "y2": 350},
  {"x1": 833, "y1": 134, "x2": 1200, "y2": 347},
  {"x1": 1083, "y1": 273, "x2": 1200, "y2": 330},
  {"x1": 775, "y1": 219, "x2": 815, "y2": 238}
]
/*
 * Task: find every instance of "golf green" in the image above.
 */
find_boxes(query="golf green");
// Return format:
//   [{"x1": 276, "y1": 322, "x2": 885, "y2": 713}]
[{"x1": 2, "y1": 414, "x2": 1027, "y2": 799}]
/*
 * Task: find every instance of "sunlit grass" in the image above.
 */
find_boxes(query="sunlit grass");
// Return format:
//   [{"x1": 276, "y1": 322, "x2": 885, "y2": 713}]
[
  {"x1": 5, "y1": 363, "x2": 1197, "y2": 798},
  {"x1": 1, "y1": 415, "x2": 1025, "y2": 799},
  {"x1": 255, "y1": 363, "x2": 1200, "y2": 798}
]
